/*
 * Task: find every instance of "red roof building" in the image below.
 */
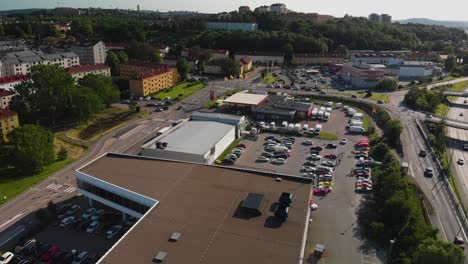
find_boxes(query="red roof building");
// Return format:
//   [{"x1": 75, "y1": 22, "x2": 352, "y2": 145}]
[
  {"x1": 0, "y1": 75, "x2": 27, "y2": 91},
  {"x1": 66, "y1": 64, "x2": 111, "y2": 80}
]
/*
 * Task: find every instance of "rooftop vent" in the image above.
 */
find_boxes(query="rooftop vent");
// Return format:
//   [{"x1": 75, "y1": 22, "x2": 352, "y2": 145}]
[
  {"x1": 153, "y1": 251, "x2": 168, "y2": 263},
  {"x1": 169, "y1": 232, "x2": 182, "y2": 242}
]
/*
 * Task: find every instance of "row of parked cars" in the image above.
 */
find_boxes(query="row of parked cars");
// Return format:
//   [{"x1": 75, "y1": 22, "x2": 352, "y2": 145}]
[
  {"x1": 223, "y1": 144, "x2": 247, "y2": 165},
  {"x1": 354, "y1": 138, "x2": 373, "y2": 193},
  {"x1": 256, "y1": 136, "x2": 296, "y2": 165},
  {"x1": 1, "y1": 238, "x2": 100, "y2": 264}
]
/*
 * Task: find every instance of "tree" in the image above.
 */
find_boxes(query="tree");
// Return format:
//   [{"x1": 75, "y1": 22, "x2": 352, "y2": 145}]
[
  {"x1": 6, "y1": 125, "x2": 54, "y2": 175},
  {"x1": 383, "y1": 120, "x2": 402, "y2": 150},
  {"x1": 221, "y1": 58, "x2": 241, "y2": 77},
  {"x1": 445, "y1": 55, "x2": 457, "y2": 70},
  {"x1": 0, "y1": 23, "x2": 4, "y2": 36},
  {"x1": 150, "y1": 51, "x2": 163, "y2": 63},
  {"x1": 105, "y1": 51, "x2": 120, "y2": 75},
  {"x1": 79, "y1": 75, "x2": 120, "y2": 108},
  {"x1": 10, "y1": 65, "x2": 77, "y2": 126},
  {"x1": 177, "y1": 58, "x2": 189, "y2": 80},
  {"x1": 335, "y1": 45, "x2": 350, "y2": 58},
  {"x1": 412, "y1": 238, "x2": 464, "y2": 264},
  {"x1": 376, "y1": 78, "x2": 399, "y2": 91},
  {"x1": 57, "y1": 146, "x2": 68, "y2": 161},
  {"x1": 443, "y1": 45, "x2": 456, "y2": 55},
  {"x1": 118, "y1": 51, "x2": 128, "y2": 63}
]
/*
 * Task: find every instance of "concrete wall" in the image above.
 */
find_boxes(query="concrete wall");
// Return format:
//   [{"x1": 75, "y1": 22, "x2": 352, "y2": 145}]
[
  {"x1": 208, "y1": 126, "x2": 236, "y2": 164},
  {"x1": 141, "y1": 148, "x2": 207, "y2": 164},
  {"x1": 399, "y1": 66, "x2": 433, "y2": 79}
]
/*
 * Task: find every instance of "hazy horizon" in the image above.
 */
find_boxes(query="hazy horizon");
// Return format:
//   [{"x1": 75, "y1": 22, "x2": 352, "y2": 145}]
[{"x1": 1, "y1": 0, "x2": 468, "y2": 21}]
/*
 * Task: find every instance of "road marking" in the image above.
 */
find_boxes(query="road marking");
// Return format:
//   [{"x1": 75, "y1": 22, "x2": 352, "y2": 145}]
[
  {"x1": 63, "y1": 187, "x2": 76, "y2": 193},
  {"x1": 0, "y1": 213, "x2": 24, "y2": 230},
  {"x1": 46, "y1": 183, "x2": 63, "y2": 191}
]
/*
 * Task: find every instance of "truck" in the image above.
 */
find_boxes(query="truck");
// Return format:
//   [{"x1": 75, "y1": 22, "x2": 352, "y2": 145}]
[
  {"x1": 323, "y1": 112, "x2": 331, "y2": 121},
  {"x1": 314, "y1": 124, "x2": 323, "y2": 134},
  {"x1": 311, "y1": 108, "x2": 319, "y2": 119},
  {"x1": 349, "y1": 126, "x2": 365, "y2": 134},
  {"x1": 317, "y1": 110, "x2": 325, "y2": 119},
  {"x1": 401, "y1": 161, "x2": 409, "y2": 175}
]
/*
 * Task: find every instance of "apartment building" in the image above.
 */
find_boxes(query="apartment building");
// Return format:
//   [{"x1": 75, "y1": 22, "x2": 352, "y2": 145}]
[
  {"x1": 1, "y1": 51, "x2": 79, "y2": 76},
  {"x1": 0, "y1": 109, "x2": 19, "y2": 140},
  {"x1": 0, "y1": 89, "x2": 15, "y2": 109},
  {"x1": 53, "y1": 40, "x2": 106, "y2": 65},
  {"x1": 129, "y1": 66, "x2": 177, "y2": 97},
  {"x1": 368, "y1": 13, "x2": 392, "y2": 23},
  {"x1": 0, "y1": 75, "x2": 27, "y2": 91},
  {"x1": 66, "y1": 64, "x2": 111, "y2": 81},
  {"x1": 270, "y1": 3, "x2": 287, "y2": 14},
  {"x1": 120, "y1": 61, "x2": 163, "y2": 79}
]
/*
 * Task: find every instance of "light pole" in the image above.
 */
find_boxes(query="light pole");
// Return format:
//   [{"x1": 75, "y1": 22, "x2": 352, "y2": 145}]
[{"x1": 387, "y1": 239, "x2": 395, "y2": 264}]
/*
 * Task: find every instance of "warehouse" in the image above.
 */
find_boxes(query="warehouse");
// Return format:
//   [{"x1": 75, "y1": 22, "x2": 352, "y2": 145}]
[
  {"x1": 251, "y1": 95, "x2": 314, "y2": 121},
  {"x1": 141, "y1": 112, "x2": 244, "y2": 164},
  {"x1": 76, "y1": 153, "x2": 313, "y2": 264}
]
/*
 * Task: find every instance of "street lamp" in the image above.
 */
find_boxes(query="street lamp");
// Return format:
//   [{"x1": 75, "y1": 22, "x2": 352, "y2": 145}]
[{"x1": 387, "y1": 239, "x2": 395, "y2": 264}]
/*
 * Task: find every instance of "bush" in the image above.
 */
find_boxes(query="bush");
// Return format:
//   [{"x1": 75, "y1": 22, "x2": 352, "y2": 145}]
[
  {"x1": 376, "y1": 78, "x2": 398, "y2": 91},
  {"x1": 57, "y1": 146, "x2": 68, "y2": 161}
]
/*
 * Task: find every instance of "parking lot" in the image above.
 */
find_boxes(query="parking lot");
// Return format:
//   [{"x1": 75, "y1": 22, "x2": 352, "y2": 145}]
[
  {"x1": 225, "y1": 105, "x2": 382, "y2": 263},
  {"x1": 4, "y1": 196, "x2": 137, "y2": 264}
]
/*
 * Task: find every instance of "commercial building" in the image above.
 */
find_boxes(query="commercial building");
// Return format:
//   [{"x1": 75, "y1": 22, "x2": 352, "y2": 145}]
[
  {"x1": 1, "y1": 51, "x2": 79, "y2": 76},
  {"x1": 252, "y1": 95, "x2": 314, "y2": 121},
  {"x1": 142, "y1": 112, "x2": 245, "y2": 164},
  {"x1": 223, "y1": 92, "x2": 269, "y2": 108},
  {"x1": 342, "y1": 63, "x2": 385, "y2": 88},
  {"x1": 76, "y1": 153, "x2": 312, "y2": 264},
  {"x1": 270, "y1": 3, "x2": 287, "y2": 14},
  {"x1": 292, "y1": 53, "x2": 345, "y2": 65},
  {"x1": 399, "y1": 52, "x2": 441, "y2": 62},
  {"x1": 239, "y1": 56, "x2": 253, "y2": 72},
  {"x1": 399, "y1": 61, "x2": 437, "y2": 80},
  {"x1": 0, "y1": 89, "x2": 15, "y2": 109},
  {"x1": 234, "y1": 51, "x2": 285, "y2": 65},
  {"x1": 0, "y1": 75, "x2": 27, "y2": 91},
  {"x1": 54, "y1": 40, "x2": 106, "y2": 65},
  {"x1": 129, "y1": 66, "x2": 177, "y2": 97},
  {"x1": 350, "y1": 51, "x2": 403, "y2": 64},
  {"x1": 368, "y1": 13, "x2": 392, "y2": 23},
  {"x1": 207, "y1": 22, "x2": 258, "y2": 31},
  {"x1": 66, "y1": 64, "x2": 111, "y2": 80},
  {"x1": 0, "y1": 109, "x2": 19, "y2": 140}
]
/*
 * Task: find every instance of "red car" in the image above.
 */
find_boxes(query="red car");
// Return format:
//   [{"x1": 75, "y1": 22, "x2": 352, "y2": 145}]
[
  {"x1": 310, "y1": 146, "x2": 323, "y2": 151},
  {"x1": 236, "y1": 144, "x2": 246, "y2": 149},
  {"x1": 275, "y1": 151, "x2": 291, "y2": 157},
  {"x1": 40, "y1": 246, "x2": 60, "y2": 262},
  {"x1": 355, "y1": 182, "x2": 372, "y2": 188},
  {"x1": 313, "y1": 189, "x2": 329, "y2": 196},
  {"x1": 324, "y1": 154, "x2": 337, "y2": 160},
  {"x1": 355, "y1": 172, "x2": 371, "y2": 178}
]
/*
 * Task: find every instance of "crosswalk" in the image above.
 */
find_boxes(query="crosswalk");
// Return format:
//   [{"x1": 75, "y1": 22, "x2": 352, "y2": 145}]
[{"x1": 45, "y1": 183, "x2": 76, "y2": 193}]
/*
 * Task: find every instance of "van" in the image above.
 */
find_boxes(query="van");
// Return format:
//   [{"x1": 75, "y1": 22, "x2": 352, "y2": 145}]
[
  {"x1": 270, "y1": 122, "x2": 276, "y2": 129},
  {"x1": 317, "y1": 110, "x2": 325, "y2": 119},
  {"x1": 281, "y1": 121, "x2": 288, "y2": 128},
  {"x1": 353, "y1": 113, "x2": 364, "y2": 120},
  {"x1": 302, "y1": 124, "x2": 309, "y2": 131},
  {"x1": 349, "y1": 121, "x2": 363, "y2": 127},
  {"x1": 287, "y1": 124, "x2": 294, "y2": 131},
  {"x1": 294, "y1": 123, "x2": 302, "y2": 132},
  {"x1": 349, "y1": 126, "x2": 365, "y2": 134},
  {"x1": 311, "y1": 108, "x2": 319, "y2": 119},
  {"x1": 323, "y1": 112, "x2": 331, "y2": 121},
  {"x1": 314, "y1": 124, "x2": 323, "y2": 134}
]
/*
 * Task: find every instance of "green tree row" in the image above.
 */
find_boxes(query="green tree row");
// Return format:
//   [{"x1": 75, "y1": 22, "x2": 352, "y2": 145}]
[{"x1": 403, "y1": 87, "x2": 444, "y2": 113}]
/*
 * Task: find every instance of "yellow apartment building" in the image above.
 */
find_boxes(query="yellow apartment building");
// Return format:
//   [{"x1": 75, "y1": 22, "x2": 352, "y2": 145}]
[
  {"x1": 0, "y1": 109, "x2": 19, "y2": 140},
  {"x1": 129, "y1": 67, "x2": 178, "y2": 97}
]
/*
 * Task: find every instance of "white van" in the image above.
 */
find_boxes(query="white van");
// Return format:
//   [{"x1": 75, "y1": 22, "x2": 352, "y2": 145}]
[
  {"x1": 270, "y1": 122, "x2": 276, "y2": 128},
  {"x1": 349, "y1": 126, "x2": 365, "y2": 133},
  {"x1": 311, "y1": 108, "x2": 319, "y2": 119},
  {"x1": 317, "y1": 110, "x2": 325, "y2": 119},
  {"x1": 314, "y1": 124, "x2": 323, "y2": 134},
  {"x1": 302, "y1": 124, "x2": 309, "y2": 131},
  {"x1": 323, "y1": 112, "x2": 331, "y2": 121},
  {"x1": 294, "y1": 123, "x2": 302, "y2": 132},
  {"x1": 281, "y1": 121, "x2": 288, "y2": 128},
  {"x1": 287, "y1": 124, "x2": 294, "y2": 131}
]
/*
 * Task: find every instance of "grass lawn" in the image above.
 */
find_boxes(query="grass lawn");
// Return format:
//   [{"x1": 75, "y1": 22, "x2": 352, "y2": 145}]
[
  {"x1": 203, "y1": 100, "x2": 219, "y2": 109},
  {"x1": 435, "y1": 104, "x2": 449, "y2": 117},
  {"x1": 314, "y1": 132, "x2": 339, "y2": 140},
  {"x1": 357, "y1": 93, "x2": 390, "y2": 103},
  {"x1": 66, "y1": 106, "x2": 147, "y2": 142},
  {"x1": 446, "y1": 80, "x2": 468, "y2": 91},
  {"x1": 215, "y1": 138, "x2": 242, "y2": 163},
  {"x1": 261, "y1": 75, "x2": 276, "y2": 85},
  {"x1": 152, "y1": 81, "x2": 205, "y2": 101}
]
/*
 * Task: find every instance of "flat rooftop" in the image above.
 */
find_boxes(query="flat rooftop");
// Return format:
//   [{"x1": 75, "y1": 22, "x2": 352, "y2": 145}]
[
  {"x1": 143, "y1": 121, "x2": 235, "y2": 155},
  {"x1": 223, "y1": 93, "x2": 268, "y2": 107},
  {"x1": 79, "y1": 154, "x2": 312, "y2": 264}
]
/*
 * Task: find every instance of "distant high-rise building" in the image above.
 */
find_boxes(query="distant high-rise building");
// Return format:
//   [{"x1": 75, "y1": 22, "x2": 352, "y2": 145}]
[
  {"x1": 238, "y1": 6, "x2": 251, "y2": 14},
  {"x1": 270, "y1": 3, "x2": 287, "y2": 14},
  {"x1": 137, "y1": 4, "x2": 140, "y2": 11},
  {"x1": 255, "y1": 5, "x2": 270, "y2": 13},
  {"x1": 368, "y1": 13, "x2": 392, "y2": 24},
  {"x1": 381, "y1": 14, "x2": 392, "y2": 23}
]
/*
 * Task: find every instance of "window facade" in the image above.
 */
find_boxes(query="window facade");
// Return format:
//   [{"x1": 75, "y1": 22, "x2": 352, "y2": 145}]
[{"x1": 77, "y1": 179, "x2": 150, "y2": 214}]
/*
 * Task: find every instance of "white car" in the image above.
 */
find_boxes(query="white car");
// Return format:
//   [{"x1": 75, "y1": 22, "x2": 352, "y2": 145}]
[
  {"x1": 60, "y1": 216, "x2": 75, "y2": 228},
  {"x1": 340, "y1": 138, "x2": 348, "y2": 145},
  {"x1": 458, "y1": 158, "x2": 465, "y2": 165},
  {"x1": 301, "y1": 166, "x2": 316, "y2": 172},
  {"x1": 91, "y1": 209, "x2": 105, "y2": 221},
  {"x1": 0, "y1": 252, "x2": 14, "y2": 264},
  {"x1": 308, "y1": 154, "x2": 322, "y2": 161},
  {"x1": 303, "y1": 140, "x2": 313, "y2": 146},
  {"x1": 302, "y1": 172, "x2": 316, "y2": 178},
  {"x1": 86, "y1": 221, "x2": 100, "y2": 234},
  {"x1": 257, "y1": 156, "x2": 270, "y2": 162},
  {"x1": 106, "y1": 225, "x2": 123, "y2": 239},
  {"x1": 272, "y1": 158, "x2": 287, "y2": 164},
  {"x1": 81, "y1": 208, "x2": 96, "y2": 219}
]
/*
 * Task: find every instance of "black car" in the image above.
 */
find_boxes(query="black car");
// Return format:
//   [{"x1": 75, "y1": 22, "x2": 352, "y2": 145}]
[
  {"x1": 326, "y1": 143, "x2": 337, "y2": 149},
  {"x1": 176, "y1": 106, "x2": 183, "y2": 110},
  {"x1": 274, "y1": 154, "x2": 288, "y2": 159},
  {"x1": 51, "y1": 251, "x2": 67, "y2": 264},
  {"x1": 377, "y1": 100, "x2": 384, "y2": 104},
  {"x1": 351, "y1": 95, "x2": 358, "y2": 98},
  {"x1": 154, "y1": 107, "x2": 164, "y2": 112},
  {"x1": 419, "y1": 150, "x2": 427, "y2": 157},
  {"x1": 223, "y1": 158, "x2": 236, "y2": 164}
]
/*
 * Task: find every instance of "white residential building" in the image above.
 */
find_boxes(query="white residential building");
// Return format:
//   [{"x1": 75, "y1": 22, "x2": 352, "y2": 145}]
[
  {"x1": 270, "y1": 3, "x2": 287, "y2": 14},
  {"x1": 1, "y1": 50, "x2": 80, "y2": 76},
  {"x1": 66, "y1": 64, "x2": 111, "y2": 81}
]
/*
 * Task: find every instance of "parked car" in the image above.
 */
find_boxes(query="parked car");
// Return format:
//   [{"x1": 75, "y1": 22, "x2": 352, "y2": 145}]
[
  {"x1": 257, "y1": 156, "x2": 270, "y2": 162},
  {"x1": 313, "y1": 189, "x2": 329, "y2": 196},
  {"x1": 60, "y1": 216, "x2": 75, "y2": 227},
  {"x1": 91, "y1": 209, "x2": 105, "y2": 221},
  {"x1": 310, "y1": 146, "x2": 323, "y2": 151},
  {"x1": 223, "y1": 158, "x2": 236, "y2": 164},
  {"x1": 125, "y1": 217, "x2": 137, "y2": 227},
  {"x1": 236, "y1": 144, "x2": 246, "y2": 149},
  {"x1": 81, "y1": 208, "x2": 96, "y2": 220},
  {"x1": 14, "y1": 239, "x2": 36, "y2": 254},
  {"x1": 308, "y1": 154, "x2": 322, "y2": 161},
  {"x1": 40, "y1": 246, "x2": 60, "y2": 262},
  {"x1": 351, "y1": 95, "x2": 358, "y2": 98},
  {"x1": 340, "y1": 138, "x2": 348, "y2": 145},
  {"x1": 72, "y1": 251, "x2": 88, "y2": 264},
  {"x1": 302, "y1": 140, "x2": 313, "y2": 146},
  {"x1": 324, "y1": 154, "x2": 337, "y2": 160},
  {"x1": 65, "y1": 205, "x2": 80, "y2": 216},
  {"x1": 326, "y1": 143, "x2": 337, "y2": 149},
  {"x1": 35, "y1": 243, "x2": 51, "y2": 258},
  {"x1": 0, "y1": 252, "x2": 14, "y2": 264},
  {"x1": 260, "y1": 152, "x2": 274, "y2": 158},
  {"x1": 86, "y1": 221, "x2": 100, "y2": 234},
  {"x1": 454, "y1": 236, "x2": 466, "y2": 250},
  {"x1": 425, "y1": 167, "x2": 434, "y2": 177},
  {"x1": 106, "y1": 225, "x2": 123, "y2": 239},
  {"x1": 271, "y1": 158, "x2": 287, "y2": 164}
]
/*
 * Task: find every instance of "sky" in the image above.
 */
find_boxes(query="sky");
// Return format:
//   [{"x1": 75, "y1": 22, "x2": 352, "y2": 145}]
[{"x1": 1, "y1": 0, "x2": 468, "y2": 21}]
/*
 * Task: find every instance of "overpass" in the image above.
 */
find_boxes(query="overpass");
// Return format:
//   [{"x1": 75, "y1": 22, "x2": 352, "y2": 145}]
[{"x1": 443, "y1": 90, "x2": 468, "y2": 97}]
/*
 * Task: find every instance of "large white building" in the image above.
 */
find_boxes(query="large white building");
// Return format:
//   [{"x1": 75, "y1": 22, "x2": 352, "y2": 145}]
[
  {"x1": 142, "y1": 112, "x2": 245, "y2": 164},
  {"x1": 66, "y1": 64, "x2": 111, "y2": 81},
  {"x1": 399, "y1": 61, "x2": 437, "y2": 80},
  {"x1": 1, "y1": 50, "x2": 79, "y2": 76}
]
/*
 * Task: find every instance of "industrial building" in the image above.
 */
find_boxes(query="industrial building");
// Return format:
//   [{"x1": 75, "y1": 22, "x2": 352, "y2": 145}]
[
  {"x1": 141, "y1": 112, "x2": 245, "y2": 164},
  {"x1": 251, "y1": 95, "x2": 314, "y2": 121},
  {"x1": 76, "y1": 153, "x2": 312, "y2": 264},
  {"x1": 399, "y1": 61, "x2": 438, "y2": 80},
  {"x1": 292, "y1": 53, "x2": 345, "y2": 65}
]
